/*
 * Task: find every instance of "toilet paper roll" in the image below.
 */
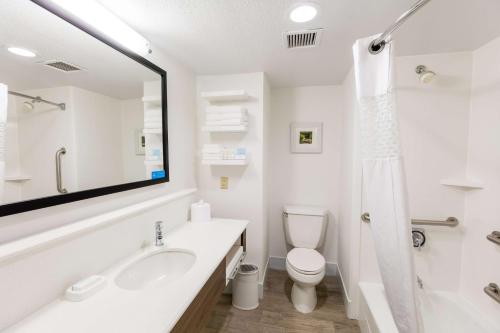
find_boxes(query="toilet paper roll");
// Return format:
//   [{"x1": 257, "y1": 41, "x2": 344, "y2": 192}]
[{"x1": 191, "y1": 200, "x2": 211, "y2": 222}]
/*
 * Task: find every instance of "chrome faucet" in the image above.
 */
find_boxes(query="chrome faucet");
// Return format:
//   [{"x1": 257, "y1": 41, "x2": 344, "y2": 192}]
[{"x1": 155, "y1": 221, "x2": 164, "y2": 247}]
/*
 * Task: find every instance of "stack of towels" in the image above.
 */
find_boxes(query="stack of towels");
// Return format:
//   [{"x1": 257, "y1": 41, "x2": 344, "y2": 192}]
[
  {"x1": 202, "y1": 144, "x2": 247, "y2": 161},
  {"x1": 205, "y1": 106, "x2": 247, "y2": 127},
  {"x1": 144, "y1": 108, "x2": 162, "y2": 130}
]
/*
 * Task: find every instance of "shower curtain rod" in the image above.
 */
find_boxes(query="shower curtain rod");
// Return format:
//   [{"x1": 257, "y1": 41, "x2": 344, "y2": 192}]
[
  {"x1": 368, "y1": 0, "x2": 432, "y2": 55},
  {"x1": 8, "y1": 90, "x2": 66, "y2": 110}
]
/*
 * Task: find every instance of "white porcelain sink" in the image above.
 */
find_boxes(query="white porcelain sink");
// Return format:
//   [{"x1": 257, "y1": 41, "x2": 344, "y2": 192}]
[{"x1": 115, "y1": 249, "x2": 196, "y2": 290}]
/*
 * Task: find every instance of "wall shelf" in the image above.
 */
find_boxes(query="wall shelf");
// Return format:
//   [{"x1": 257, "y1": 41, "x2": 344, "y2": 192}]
[
  {"x1": 144, "y1": 160, "x2": 163, "y2": 166},
  {"x1": 142, "y1": 96, "x2": 161, "y2": 107},
  {"x1": 440, "y1": 178, "x2": 484, "y2": 189},
  {"x1": 202, "y1": 159, "x2": 248, "y2": 166},
  {"x1": 4, "y1": 175, "x2": 31, "y2": 182},
  {"x1": 201, "y1": 90, "x2": 248, "y2": 103},
  {"x1": 202, "y1": 125, "x2": 247, "y2": 133},
  {"x1": 143, "y1": 128, "x2": 162, "y2": 134}
]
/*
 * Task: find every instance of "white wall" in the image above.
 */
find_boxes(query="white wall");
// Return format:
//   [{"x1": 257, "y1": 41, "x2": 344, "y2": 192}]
[
  {"x1": 460, "y1": 36, "x2": 500, "y2": 323},
  {"x1": 268, "y1": 86, "x2": 343, "y2": 265},
  {"x1": 120, "y1": 98, "x2": 146, "y2": 182},
  {"x1": 72, "y1": 87, "x2": 125, "y2": 190},
  {"x1": 196, "y1": 73, "x2": 269, "y2": 284},
  {"x1": 3, "y1": 96, "x2": 22, "y2": 204}
]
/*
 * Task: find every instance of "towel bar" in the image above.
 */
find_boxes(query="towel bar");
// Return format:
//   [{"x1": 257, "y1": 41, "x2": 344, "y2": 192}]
[{"x1": 361, "y1": 213, "x2": 459, "y2": 227}]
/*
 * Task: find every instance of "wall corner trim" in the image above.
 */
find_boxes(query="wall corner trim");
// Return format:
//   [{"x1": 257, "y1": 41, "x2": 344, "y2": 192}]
[{"x1": 0, "y1": 188, "x2": 197, "y2": 265}]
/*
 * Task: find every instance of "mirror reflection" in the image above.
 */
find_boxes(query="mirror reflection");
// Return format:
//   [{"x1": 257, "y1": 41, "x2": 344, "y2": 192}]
[{"x1": 0, "y1": 1, "x2": 165, "y2": 205}]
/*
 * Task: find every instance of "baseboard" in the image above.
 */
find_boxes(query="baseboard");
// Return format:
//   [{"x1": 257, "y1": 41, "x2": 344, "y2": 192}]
[{"x1": 268, "y1": 256, "x2": 338, "y2": 276}]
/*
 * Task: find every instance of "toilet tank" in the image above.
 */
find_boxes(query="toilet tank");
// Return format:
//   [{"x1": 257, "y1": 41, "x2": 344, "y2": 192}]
[{"x1": 283, "y1": 205, "x2": 328, "y2": 249}]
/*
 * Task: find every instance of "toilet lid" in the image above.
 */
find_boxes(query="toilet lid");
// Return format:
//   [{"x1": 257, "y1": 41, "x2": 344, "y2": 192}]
[{"x1": 286, "y1": 248, "x2": 325, "y2": 275}]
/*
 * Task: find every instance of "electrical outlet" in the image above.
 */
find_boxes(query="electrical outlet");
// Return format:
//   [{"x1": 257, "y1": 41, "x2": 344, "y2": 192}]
[{"x1": 220, "y1": 176, "x2": 228, "y2": 190}]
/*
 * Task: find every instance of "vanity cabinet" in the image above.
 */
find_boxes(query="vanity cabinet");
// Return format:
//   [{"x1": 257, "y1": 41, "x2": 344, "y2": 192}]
[{"x1": 171, "y1": 230, "x2": 246, "y2": 332}]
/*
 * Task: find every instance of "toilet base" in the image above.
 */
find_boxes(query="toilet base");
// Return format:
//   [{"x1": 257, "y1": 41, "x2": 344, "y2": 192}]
[{"x1": 291, "y1": 282, "x2": 317, "y2": 313}]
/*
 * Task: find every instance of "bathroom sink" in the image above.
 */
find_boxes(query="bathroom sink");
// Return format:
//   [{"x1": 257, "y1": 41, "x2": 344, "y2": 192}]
[{"x1": 115, "y1": 249, "x2": 196, "y2": 290}]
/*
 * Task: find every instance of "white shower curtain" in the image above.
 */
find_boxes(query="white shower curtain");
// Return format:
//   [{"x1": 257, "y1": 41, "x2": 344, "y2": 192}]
[
  {"x1": 353, "y1": 36, "x2": 423, "y2": 333},
  {"x1": 0, "y1": 83, "x2": 6, "y2": 202}
]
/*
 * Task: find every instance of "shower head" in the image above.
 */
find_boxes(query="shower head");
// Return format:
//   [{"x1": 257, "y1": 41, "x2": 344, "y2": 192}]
[{"x1": 415, "y1": 65, "x2": 436, "y2": 84}]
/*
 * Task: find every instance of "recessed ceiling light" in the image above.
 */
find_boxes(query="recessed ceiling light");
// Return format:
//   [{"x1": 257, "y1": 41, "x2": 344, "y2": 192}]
[
  {"x1": 7, "y1": 47, "x2": 37, "y2": 58},
  {"x1": 289, "y1": 4, "x2": 318, "y2": 23}
]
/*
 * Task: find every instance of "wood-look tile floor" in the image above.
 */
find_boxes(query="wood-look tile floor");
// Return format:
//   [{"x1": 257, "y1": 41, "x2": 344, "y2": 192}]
[{"x1": 202, "y1": 269, "x2": 360, "y2": 333}]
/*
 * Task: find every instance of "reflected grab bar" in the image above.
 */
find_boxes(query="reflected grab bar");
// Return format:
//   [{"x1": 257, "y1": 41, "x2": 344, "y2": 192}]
[
  {"x1": 361, "y1": 212, "x2": 458, "y2": 227},
  {"x1": 56, "y1": 147, "x2": 68, "y2": 194}
]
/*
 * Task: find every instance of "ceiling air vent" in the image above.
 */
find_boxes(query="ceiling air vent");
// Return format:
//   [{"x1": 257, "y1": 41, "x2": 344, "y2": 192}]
[
  {"x1": 43, "y1": 60, "x2": 82, "y2": 73},
  {"x1": 284, "y1": 29, "x2": 323, "y2": 49}
]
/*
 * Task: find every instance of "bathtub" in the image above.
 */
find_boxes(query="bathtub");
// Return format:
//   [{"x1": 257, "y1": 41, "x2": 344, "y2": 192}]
[{"x1": 359, "y1": 282, "x2": 500, "y2": 333}]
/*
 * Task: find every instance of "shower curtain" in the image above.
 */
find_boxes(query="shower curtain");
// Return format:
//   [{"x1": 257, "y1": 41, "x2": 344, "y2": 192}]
[
  {"x1": 0, "y1": 84, "x2": 6, "y2": 202},
  {"x1": 353, "y1": 36, "x2": 423, "y2": 333}
]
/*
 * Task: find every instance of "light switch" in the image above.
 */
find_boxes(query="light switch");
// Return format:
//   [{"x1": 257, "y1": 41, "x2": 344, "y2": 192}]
[{"x1": 220, "y1": 176, "x2": 228, "y2": 190}]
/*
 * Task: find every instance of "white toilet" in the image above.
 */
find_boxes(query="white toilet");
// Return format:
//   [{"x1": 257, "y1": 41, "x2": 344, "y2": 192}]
[{"x1": 283, "y1": 205, "x2": 328, "y2": 313}]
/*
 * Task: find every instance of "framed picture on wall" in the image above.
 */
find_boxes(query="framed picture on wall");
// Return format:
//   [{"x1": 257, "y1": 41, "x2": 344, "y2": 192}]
[{"x1": 290, "y1": 122, "x2": 323, "y2": 154}]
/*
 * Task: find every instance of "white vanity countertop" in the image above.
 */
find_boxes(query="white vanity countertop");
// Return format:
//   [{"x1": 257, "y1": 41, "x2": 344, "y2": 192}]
[{"x1": 5, "y1": 218, "x2": 248, "y2": 333}]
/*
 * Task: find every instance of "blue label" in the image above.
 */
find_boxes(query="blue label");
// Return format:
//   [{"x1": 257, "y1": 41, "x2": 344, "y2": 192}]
[{"x1": 152, "y1": 170, "x2": 166, "y2": 179}]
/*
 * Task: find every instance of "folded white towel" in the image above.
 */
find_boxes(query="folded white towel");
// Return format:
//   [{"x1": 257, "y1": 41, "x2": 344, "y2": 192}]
[
  {"x1": 206, "y1": 120, "x2": 248, "y2": 126},
  {"x1": 206, "y1": 115, "x2": 247, "y2": 122},
  {"x1": 144, "y1": 116, "x2": 162, "y2": 121},
  {"x1": 206, "y1": 106, "x2": 246, "y2": 114},
  {"x1": 203, "y1": 144, "x2": 222, "y2": 149},
  {"x1": 145, "y1": 111, "x2": 161, "y2": 118}
]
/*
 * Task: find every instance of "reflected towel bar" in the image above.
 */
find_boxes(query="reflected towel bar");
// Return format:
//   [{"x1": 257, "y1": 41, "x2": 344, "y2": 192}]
[
  {"x1": 361, "y1": 213, "x2": 459, "y2": 227},
  {"x1": 8, "y1": 90, "x2": 66, "y2": 110}
]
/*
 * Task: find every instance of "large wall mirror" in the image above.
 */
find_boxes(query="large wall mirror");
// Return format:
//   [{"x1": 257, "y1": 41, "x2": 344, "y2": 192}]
[{"x1": 0, "y1": 1, "x2": 168, "y2": 217}]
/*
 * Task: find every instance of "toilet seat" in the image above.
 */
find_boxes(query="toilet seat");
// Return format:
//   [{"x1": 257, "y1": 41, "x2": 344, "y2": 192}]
[{"x1": 286, "y1": 248, "x2": 325, "y2": 275}]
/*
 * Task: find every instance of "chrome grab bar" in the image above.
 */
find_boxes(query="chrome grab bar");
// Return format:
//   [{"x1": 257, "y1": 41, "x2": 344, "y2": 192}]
[
  {"x1": 361, "y1": 212, "x2": 458, "y2": 227},
  {"x1": 484, "y1": 283, "x2": 500, "y2": 303},
  {"x1": 487, "y1": 231, "x2": 500, "y2": 246},
  {"x1": 55, "y1": 147, "x2": 67, "y2": 194}
]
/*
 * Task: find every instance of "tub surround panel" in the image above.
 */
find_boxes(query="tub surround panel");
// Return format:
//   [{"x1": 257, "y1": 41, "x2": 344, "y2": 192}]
[
  {"x1": 461, "y1": 36, "x2": 500, "y2": 323},
  {"x1": 5, "y1": 219, "x2": 248, "y2": 333}
]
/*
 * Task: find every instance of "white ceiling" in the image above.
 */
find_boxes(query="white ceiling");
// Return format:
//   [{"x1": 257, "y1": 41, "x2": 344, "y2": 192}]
[{"x1": 99, "y1": 0, "x2": 500, "y2": 87}]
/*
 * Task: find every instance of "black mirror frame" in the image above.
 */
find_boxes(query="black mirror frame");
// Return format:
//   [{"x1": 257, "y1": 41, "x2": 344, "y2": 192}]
[{"x1": 0, "y1": 1, "x2": 169, "y2": 217}]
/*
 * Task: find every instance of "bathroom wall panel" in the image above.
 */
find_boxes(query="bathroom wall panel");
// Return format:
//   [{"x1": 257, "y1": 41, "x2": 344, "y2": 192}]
[
  {"x1": 460, "y1": 36, "x2": 500, "y2": 323},
  {"x1": 396, "y1": 52, "x2": 472, "y2": 292}
]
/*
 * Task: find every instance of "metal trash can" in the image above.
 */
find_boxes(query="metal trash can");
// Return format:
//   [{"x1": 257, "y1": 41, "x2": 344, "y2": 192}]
[{"x1": 232, "y1": 264, "x2": 259, "y2": 310}]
